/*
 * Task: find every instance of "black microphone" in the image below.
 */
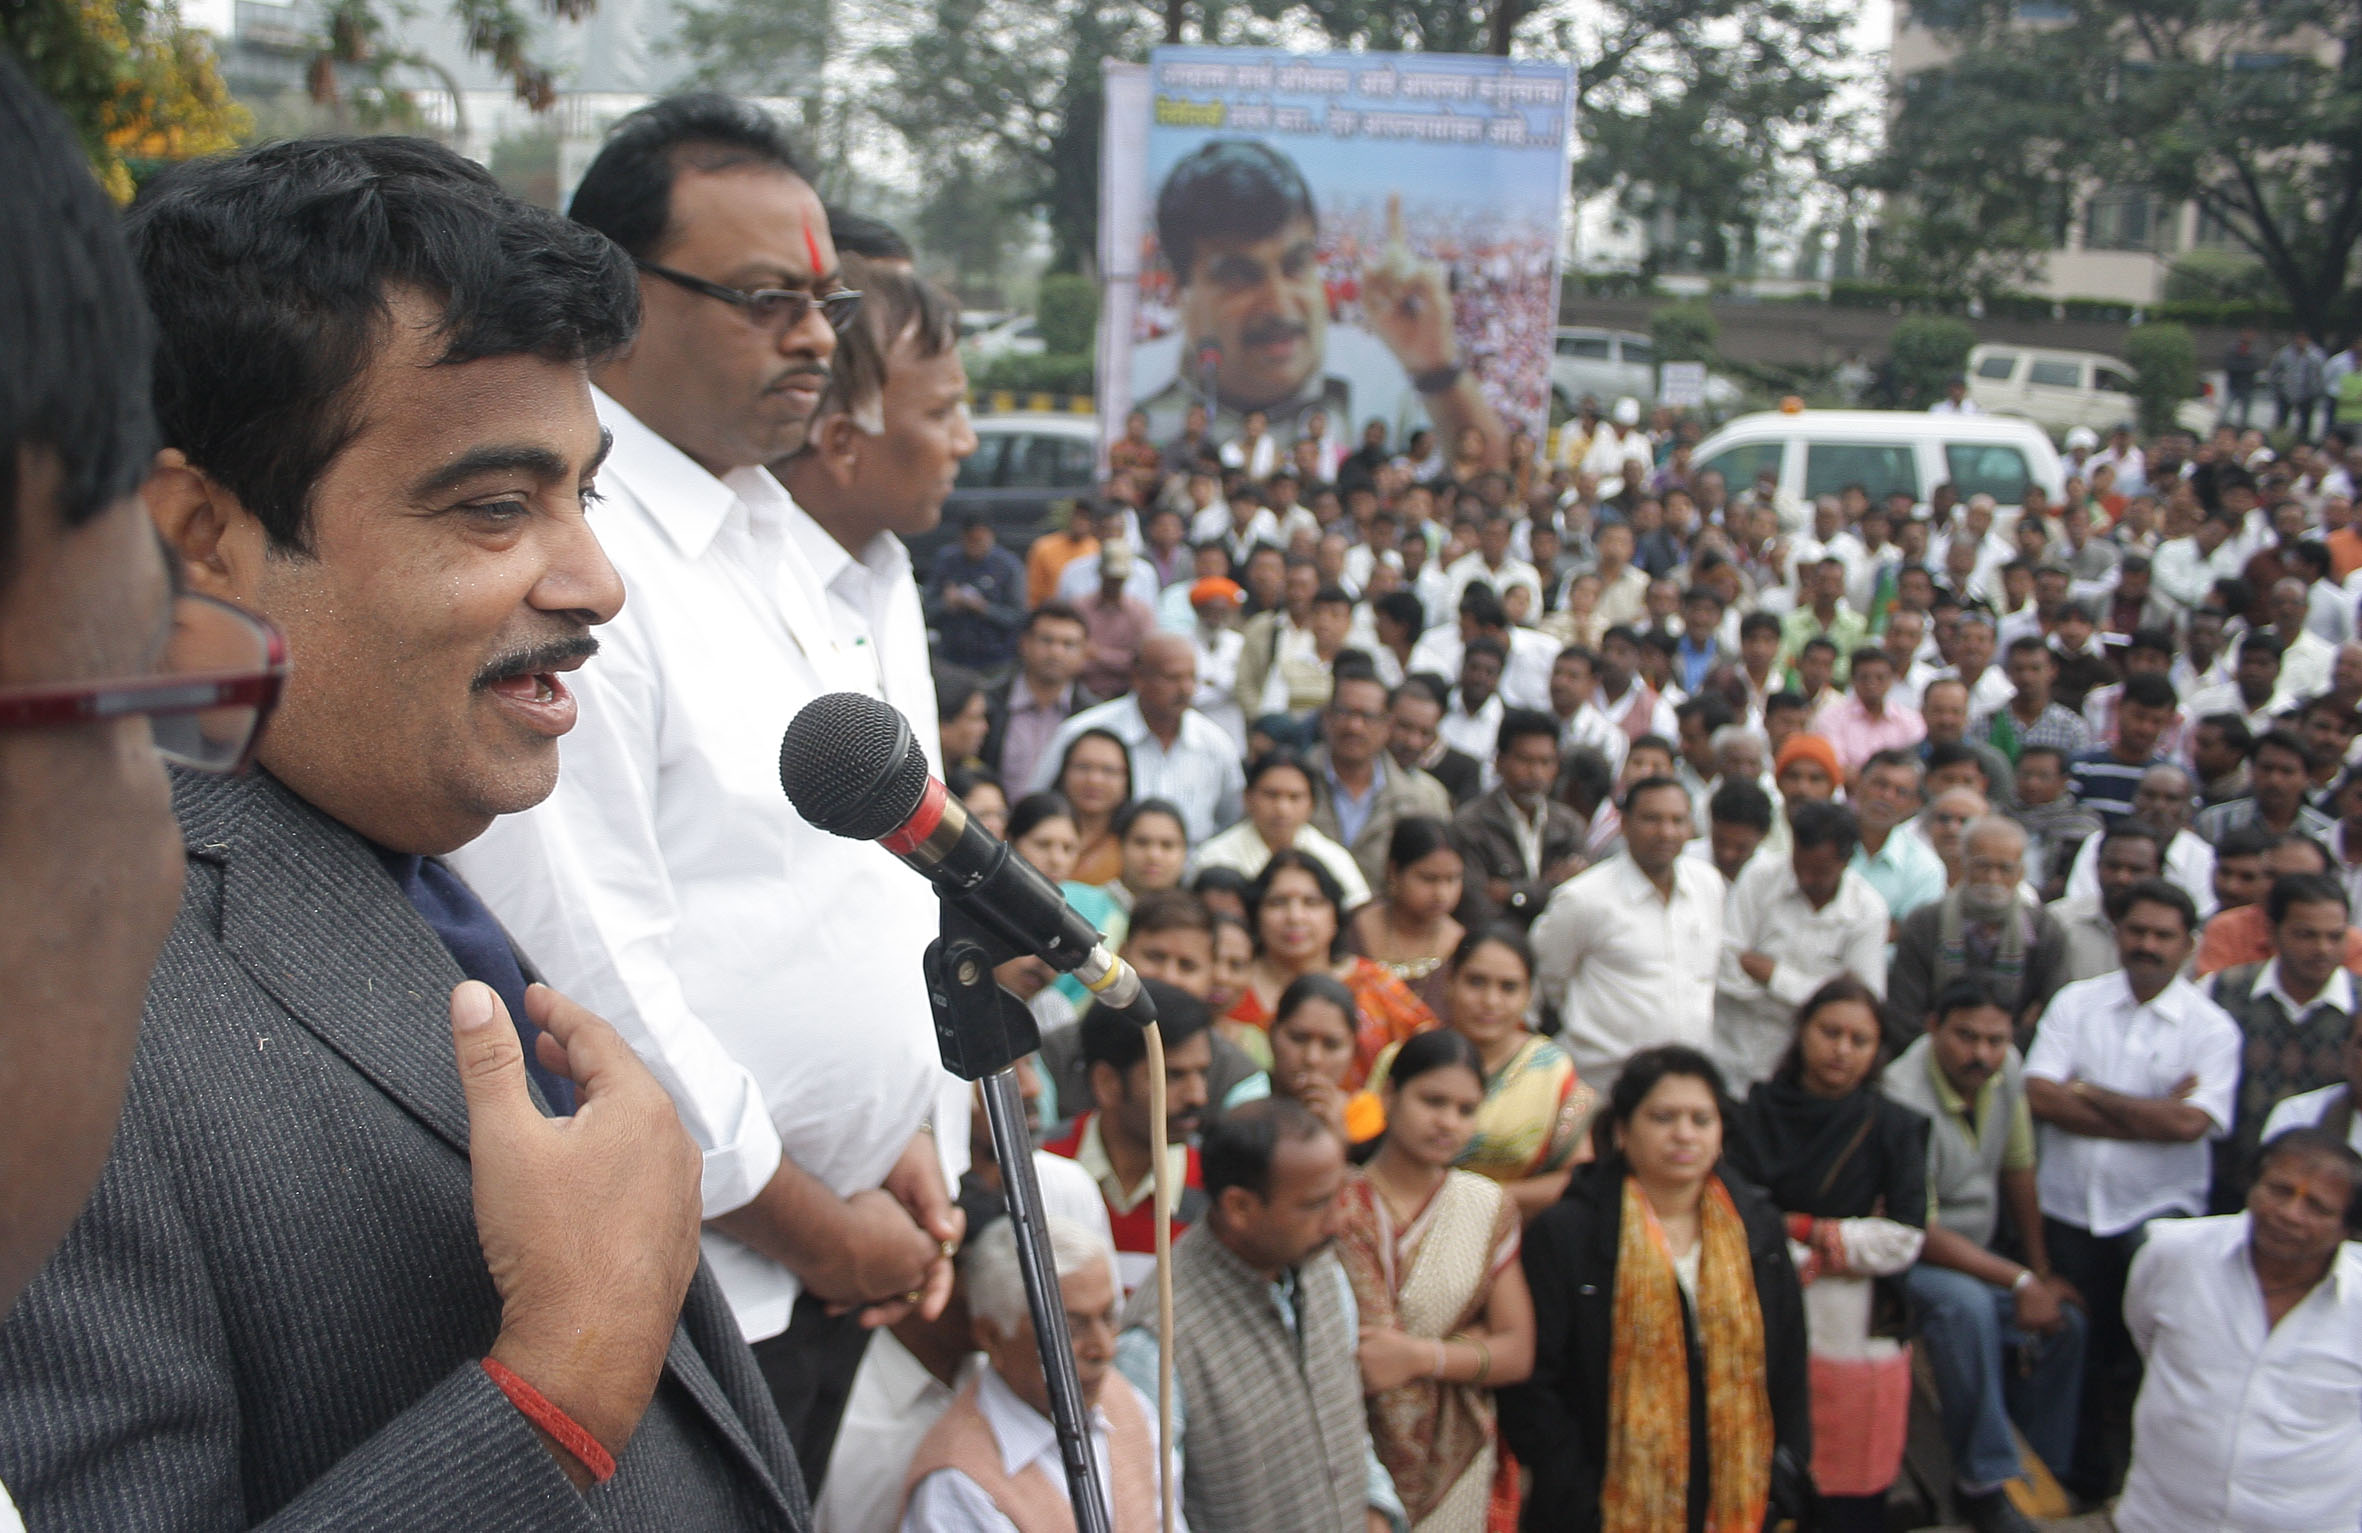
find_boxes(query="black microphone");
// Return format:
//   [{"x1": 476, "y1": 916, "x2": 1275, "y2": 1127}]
[{"x1": 779, "y1": 692, "x2": 1157, "y2": 1025}]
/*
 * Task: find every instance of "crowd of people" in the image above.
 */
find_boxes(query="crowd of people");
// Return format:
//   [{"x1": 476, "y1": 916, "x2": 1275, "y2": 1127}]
[
  {"x1": 5, "y1": 58, "x2": 2362, "y2": 1533},
  {"x1": 921, "y1": 252, "x2": 2362, "y2": 1529}
]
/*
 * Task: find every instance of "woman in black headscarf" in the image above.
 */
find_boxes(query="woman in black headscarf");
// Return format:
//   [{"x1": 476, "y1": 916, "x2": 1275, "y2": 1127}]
[{"x1": 1726, "y1": 974, "x2": 1929, "y2": 1533}]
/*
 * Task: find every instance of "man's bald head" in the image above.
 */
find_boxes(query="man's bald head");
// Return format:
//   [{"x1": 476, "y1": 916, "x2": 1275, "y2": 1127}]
[{"x1": 1133, "y1": 633, "x2": 1198, "y2": 729}]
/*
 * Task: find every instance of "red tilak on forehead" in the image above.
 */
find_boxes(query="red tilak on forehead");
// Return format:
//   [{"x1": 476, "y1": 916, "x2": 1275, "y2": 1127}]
[{"x1": 804, "y1": 220, "x2": 823, "y2": 273}]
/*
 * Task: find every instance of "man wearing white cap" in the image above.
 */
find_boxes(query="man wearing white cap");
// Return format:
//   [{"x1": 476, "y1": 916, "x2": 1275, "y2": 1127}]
[{"x1": 1582, "y1": 395, "x2": 1654, "y2": 494}]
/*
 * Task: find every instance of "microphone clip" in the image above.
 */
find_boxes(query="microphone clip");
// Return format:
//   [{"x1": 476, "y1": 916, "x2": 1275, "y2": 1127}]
[{"x1": 923, "y1": 900, "x2": 1046, "y2": 1082}]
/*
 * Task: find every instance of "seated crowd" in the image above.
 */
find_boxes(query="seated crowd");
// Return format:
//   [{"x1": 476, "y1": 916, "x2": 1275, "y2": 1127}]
[{"x1": 869, "y1": 398, "x2": 2362, "y2": 1533}]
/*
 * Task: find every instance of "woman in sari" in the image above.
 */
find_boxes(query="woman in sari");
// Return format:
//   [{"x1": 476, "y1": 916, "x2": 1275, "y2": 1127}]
[
  {"x1": 1498, "y1": 1046, "x2": 1811, "y2": 1533},
  {"x1": 1349, "y1": 815, "x2": 1466, "y2": 1014},
  {"x1": 1050, "y1": 727, "x2": 1131, "y2": 888},
  {"x1": 1726, "y1": 975, "x2": 1929, "y2": 1533},
  {"x1": 1340, "y1": 1029, "x2": 1537, "y2": 1533},
  {"x1": 1224, "y1": 848, "x2": 1436, "y2": 1085},
  {"x1": 1377, "y1": 926, "x2": 1594, "y2": 1220}
]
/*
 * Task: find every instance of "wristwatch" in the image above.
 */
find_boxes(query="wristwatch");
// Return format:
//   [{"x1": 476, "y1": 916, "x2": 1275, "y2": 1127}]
[
  {"x1": 1409, "y1": 361, "x2": 1464, "y2": 395},
  {"x1": 2011, "y1": 1268, "x2": 2037, "y2": 1294}
]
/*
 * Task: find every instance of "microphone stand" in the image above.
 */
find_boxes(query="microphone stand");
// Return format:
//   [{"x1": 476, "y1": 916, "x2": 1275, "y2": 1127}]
[{"x1": 924, "y1": 902, "x2": 1114, "y2": 1533}]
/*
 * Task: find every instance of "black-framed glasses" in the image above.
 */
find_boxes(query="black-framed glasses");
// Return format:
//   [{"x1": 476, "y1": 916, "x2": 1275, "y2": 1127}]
[
  {"x1": 0, "y1": 593, "x2": 287, "y2": 773},
  {"x1": 634, "y1": 259, "x2": 863, "y2": 334}
]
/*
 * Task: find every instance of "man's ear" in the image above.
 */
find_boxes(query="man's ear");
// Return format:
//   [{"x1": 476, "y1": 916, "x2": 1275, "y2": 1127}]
[
  {"x1": 811, "y1": 411, "x2": 866, "y2": 488},
  {"x1": 143, "y1": 449, "x2": 264, "y2": 600},
  {"x1": 1089, "y1": 1059, "x2": 1123, "y2": 1117}
]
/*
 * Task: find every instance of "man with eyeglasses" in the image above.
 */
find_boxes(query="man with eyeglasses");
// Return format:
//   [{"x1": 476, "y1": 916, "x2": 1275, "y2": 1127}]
[
  {"x1": 1305, "y1": 661, "x2": 1451, "y2": 889},
  {"x1": 0, "y1": 63, "x2": 279, "y2": 1533},
  {"x1": 1129, "y1": 137, "x2": 1508, "y2": 469},
  {"x1": 452, "y1": 94, "x2": 961, "y2": 1491},
  {"x1": 0, "y1": 110, "x2": 816, "y2": 1528}
]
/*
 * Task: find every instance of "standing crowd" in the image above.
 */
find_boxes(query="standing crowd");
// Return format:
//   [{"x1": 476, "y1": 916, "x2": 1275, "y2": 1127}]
[{"x1": 923, "y1": 325, "x2": 2362, "y2": 1532}]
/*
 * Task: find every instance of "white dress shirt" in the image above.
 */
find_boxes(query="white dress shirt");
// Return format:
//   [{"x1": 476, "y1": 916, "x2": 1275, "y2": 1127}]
[
  {"x1": 2118, "y1": 1213, "x2": 2362, "y2": 1533},
  {"x1": 1186, "y1": 819, "x2": 1371, "y2": 909},
  {"x1": 2063, "y1": 826, "x2": 2218, "y2": 920},
  {"x1": 902, "y1": 1366, "x2": 1185, "y2": 1533},
  {"x1": 1713, "y1": 857, "x2": 1890, "y2": 1088},
  {"x1": 0, "y1": 1478, "x2": 18, "y2": 1533},
  {"x1": 819, "y1": 1334, "x2": 968, "y2": 1533},
  {"x1": 1559, "y1": 703, "x2": 1629, "y2": 776},
  {"x1": 453, "y1": 389, "x2": 955, "y2": 1342},
  {"x1": 1033, "y1": 695, "x2": 1244, "y2": 845},
  {"x1": 2260, "y1": 1081, "x2": 2362, "y2": 1151},
  {"x1": 2274, "y1": 627, "x2": 2336, "y2": 699},
  {"x1": 2024, "y1": 972, "x2": 2242, "y2": 1236},
  {"x1": 1437, "y1": 688, "x2": 1506, "y2": 765},
  {"x1": 1446, "y1": 552, "x2": 1543, "y2": 614},
  {"x1": 1054, "y1": 551, "x2": 1162, "y2": 609},
  {"x1": 1532, "y1": 852, "x2": 1725, "y2": 1092},
  {"x1": 1595, "y1": 679, "x2": 1679, "y2": 743},
  {"x1": 2183, "y1": 680, "x2": 2295, "y2": 738}
]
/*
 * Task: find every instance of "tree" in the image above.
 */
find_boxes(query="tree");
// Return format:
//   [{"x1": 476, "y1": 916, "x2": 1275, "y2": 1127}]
[
  {"x1": 1873, "y1": 0, "x2": 2362, "y2": 337},
  {"x1": 2124, "y1": 322, "x2": 2198, "y2": 432},
  {"x1": 1273, "y1": 0, "x2": 1866, "y2": 273},
  {"x1": 1887, "y1": 315, "x2": 1977, "y2": 407},
  {"x1": 866, "y1": 0, "x2": 1162, "y2": 273},
  {"x1": 1650, "y1": 300, "x2": 1718, "y2": 362},
  {"x1": 5, "y1": 0, "x2": 248, "y2": 199},
  {"x1": 665, "y1": 0, "x2": 850, "y2": 190}
]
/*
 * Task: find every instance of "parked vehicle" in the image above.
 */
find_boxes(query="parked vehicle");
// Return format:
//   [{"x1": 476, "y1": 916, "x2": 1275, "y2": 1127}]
[
  {"x1": 919, "y1": 412, "x2": 1100, "y2": 565},
  {"x1": 1690, "y1": 408, "x2": 2065, "y2": 513},
  {"x1": 1550, "y1": 326, "x2": 1743, "y2": 417}
]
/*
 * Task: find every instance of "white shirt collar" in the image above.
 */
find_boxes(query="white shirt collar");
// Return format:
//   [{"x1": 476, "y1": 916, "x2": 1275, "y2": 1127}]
[
  {"x1": 976, "y1": 1361, "x2": 1106, "y2": 1478},
  {"x1": 2254, "y1": 958, "x2": 2357, "y2": 1018},
  {"x1": 592, "y1": 385, "x2": 790, "y2": 560}
]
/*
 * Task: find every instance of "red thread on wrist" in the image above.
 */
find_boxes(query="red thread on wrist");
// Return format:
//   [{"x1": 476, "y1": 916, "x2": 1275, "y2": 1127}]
[{"x1": 483, "y1": 1357, "x2": 618, "y2": 1483}]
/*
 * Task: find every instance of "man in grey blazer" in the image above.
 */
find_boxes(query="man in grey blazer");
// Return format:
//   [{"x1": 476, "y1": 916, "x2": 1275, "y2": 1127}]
[{"x1": 0, "y1": 136, "x2": 810, "y2": 1528}]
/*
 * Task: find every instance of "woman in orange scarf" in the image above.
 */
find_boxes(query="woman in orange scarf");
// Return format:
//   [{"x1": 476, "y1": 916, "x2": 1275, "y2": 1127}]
[{"x1": 1498, "y1": 1046, "x2": 1812, "y2": 1532}]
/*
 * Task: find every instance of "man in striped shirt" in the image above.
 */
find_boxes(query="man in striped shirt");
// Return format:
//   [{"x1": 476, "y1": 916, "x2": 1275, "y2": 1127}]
[{"x1": 2068, "y1": 672, "x2": 2179, "y2": 825}]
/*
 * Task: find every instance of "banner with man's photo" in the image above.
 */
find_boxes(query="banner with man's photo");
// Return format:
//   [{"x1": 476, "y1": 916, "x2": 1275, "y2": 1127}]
[{"x1": 1097, "y1": 45, "x2": 1577, "y2": 468}]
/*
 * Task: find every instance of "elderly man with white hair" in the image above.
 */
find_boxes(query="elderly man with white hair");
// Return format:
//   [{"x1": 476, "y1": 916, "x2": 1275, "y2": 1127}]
[
  {"x1": 1691, "y1": 722, "x2": 1776, "y2": 836},
  {"x1": 1885, "y1": 813, "x2": 2070, "y2": 1054},
  {"x1": 900, "y1": 1215, "x2": 1179, "y2": 1532}
]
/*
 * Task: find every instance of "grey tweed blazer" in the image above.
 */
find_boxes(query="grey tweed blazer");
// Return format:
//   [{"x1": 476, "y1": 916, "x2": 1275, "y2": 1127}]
[{"x1": 0, "y1": 769, "x2": 810, "y2": 1530}]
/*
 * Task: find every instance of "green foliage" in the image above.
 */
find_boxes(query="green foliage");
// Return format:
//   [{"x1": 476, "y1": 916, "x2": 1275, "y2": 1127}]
[
  {"x1": 2162, "y1": 250, "x2": 2272, "y2": 307},
  {"x1": 1649, "y1": 301, "x2": 1718, "y2": 363},
  {"x1": 1872, "y1": 0, "x2": 2362, "y2": 339},
  {"x1": 670, "y1": 0, "x2": 829, "y2": 93},
  {"x1": 867, "y1": 0, "x2": 1159, "y2": 274},
  {"x1": 858, "y1": 0, "x2": 1864, "y2": 282},
  {"x1": 973, "y1": 351, "x2": 1097, "y2": 396},
  {"x1": 2124, "y1": 323, "x2": 2197, "y2": 435},
  {"x1": 1538, "y1": 0, "x2": 1865, "y2": 274},
  {"x1": 1036, "y1": 274, "x2": 1099, "y2": 354},
  {"x1": 1886, "y1": 315, "x2": 1977, "y2": 408},
  {"x1": 4, "y1": 0, "x2": 249, "y2": 200}
]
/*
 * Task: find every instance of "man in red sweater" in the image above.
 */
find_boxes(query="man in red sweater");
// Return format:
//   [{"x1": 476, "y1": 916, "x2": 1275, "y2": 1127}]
[{"x1": 1043, "y1": 983, "x2": 1214, "y2": 1294}]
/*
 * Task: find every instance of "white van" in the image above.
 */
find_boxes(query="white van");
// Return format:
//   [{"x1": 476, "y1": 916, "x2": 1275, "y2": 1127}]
[
  {"x1": 1690, "y1": 408, "x2": 2064, "y2": 513},
  {"x1": 1965, "y1": 345, "x2": 2141, "y2": 436}
]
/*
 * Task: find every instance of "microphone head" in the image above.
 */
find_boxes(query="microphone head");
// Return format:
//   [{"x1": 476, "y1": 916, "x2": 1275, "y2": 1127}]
[{"x1": 780, "y1": 691, "x2": 931, "y2": 841}]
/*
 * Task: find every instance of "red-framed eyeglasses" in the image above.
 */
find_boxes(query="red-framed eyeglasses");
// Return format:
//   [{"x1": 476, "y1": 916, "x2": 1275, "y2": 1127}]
[{"x1": 0, "y1": 593, "x2": 287, "y2": 773}]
